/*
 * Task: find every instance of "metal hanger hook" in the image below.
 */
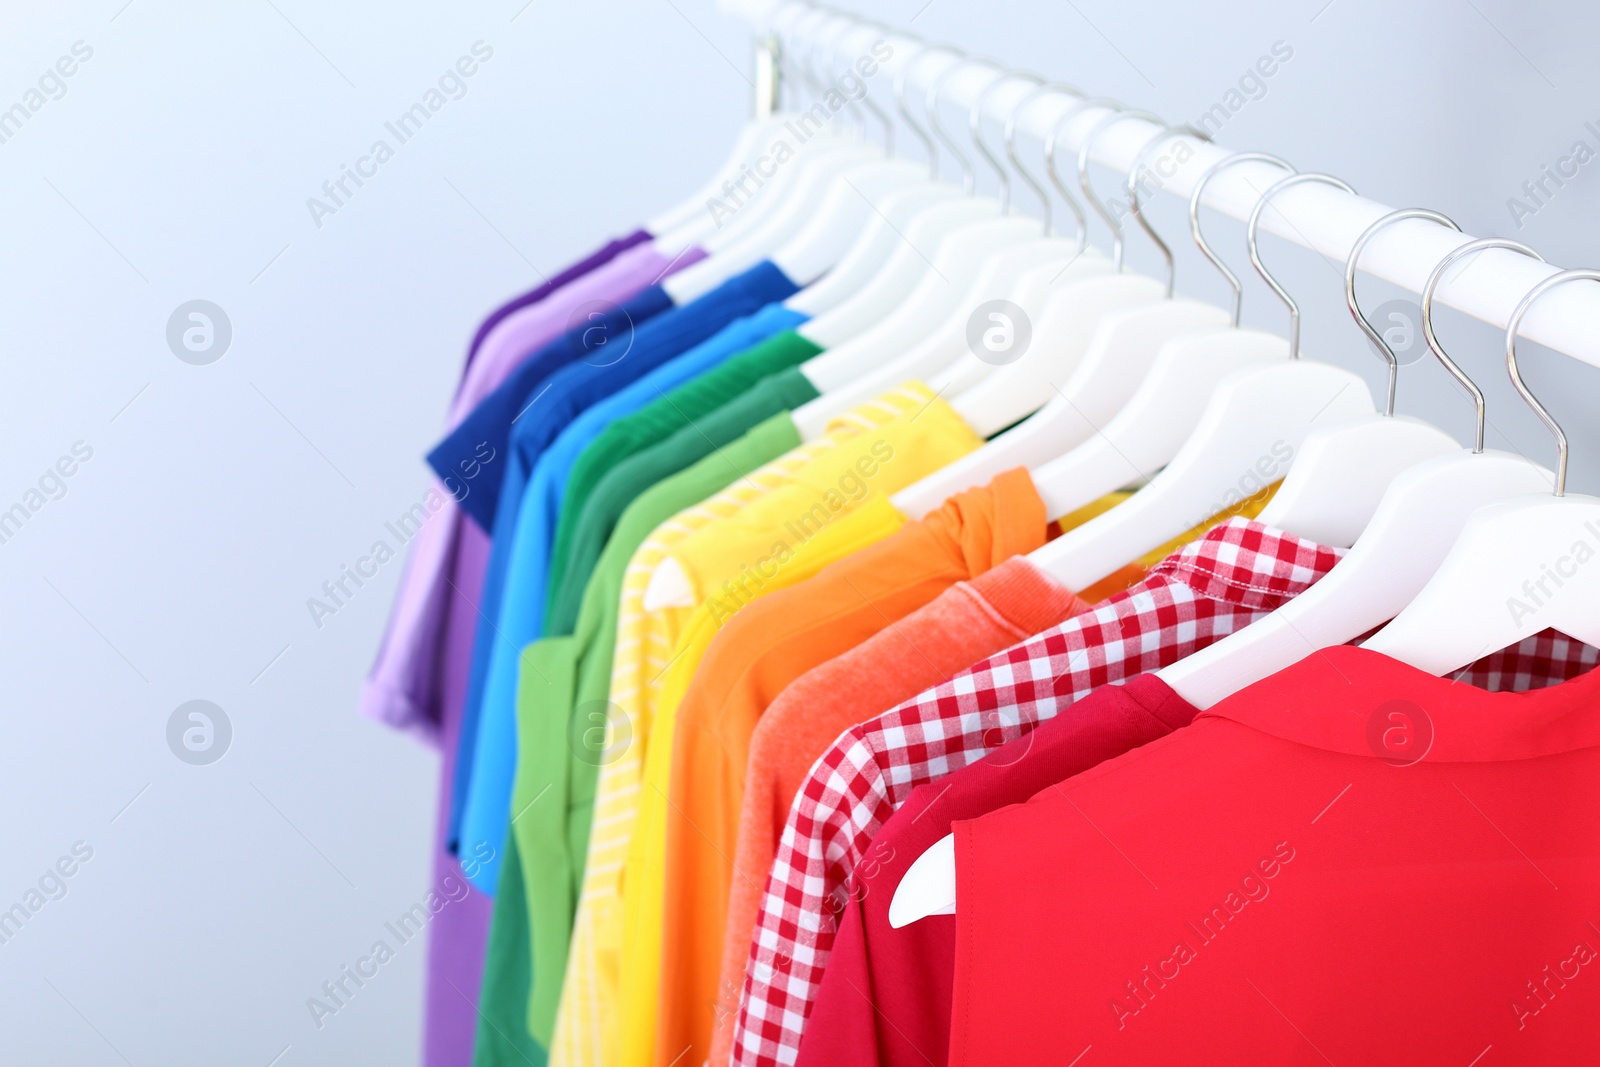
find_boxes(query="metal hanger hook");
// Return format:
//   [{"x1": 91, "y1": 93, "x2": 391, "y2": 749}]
[
  {"x1": 1345, "y1": 209, "x2": 1463, "y2": 417},
  {"x1": 763, "y1": 0, "x2": 814, "y2": 106},
  {"x1": 1003, "y1": 83, "x2": 1085, "y2": 239},
  {"x1": 810, "y1": 13, "x2": 871, "y2": 142},
  {"x1": 1247, "y1": 172, "x2": 1357, "y2": 359},
  {"x1": 1504, "y1": 268, "x2": 1589, "y2": 495},
  {"x1": 928, "y1": 56, "x2": 1005, "y2": 194},
  {"x1": 1045, "y1": 97, "x2": 1123, "y2": 258},
  {"x1": 784, "y1": 6, "x2": 832, "y2": 102},
  {"x1": 895, "y1": 43, "x2": 963, "y2": 178},
  {"x1": 1076, "y1": 107, "x2": 1164, "y2": 272},
  {"x1": 1421, "y1": 238, "x2": 1545, "y2": 453},
  {"x1": 1127, "y1": 124, "x2": 1212, "y2": 298},
  {"x1": 1188, "y1": 153, "x2": 1293, "y2": 327},
  {"x1": 827, "y1": 11, "x2": 897, "y2": 154},
  {"x1": 969, "y1": 70, "x2": 1044, "y2": 214}
]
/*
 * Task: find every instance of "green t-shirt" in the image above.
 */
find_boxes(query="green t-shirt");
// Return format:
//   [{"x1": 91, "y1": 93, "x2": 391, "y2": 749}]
[
  {"x1": 545, "y1": 330, "x2": 823, "y2": 632},
  {"x1": 546, "y1": 365, "x2": 820, "y2": 634},
  {"x1": 473, "y1": 413, "x2": 805, "y2": 1063}
]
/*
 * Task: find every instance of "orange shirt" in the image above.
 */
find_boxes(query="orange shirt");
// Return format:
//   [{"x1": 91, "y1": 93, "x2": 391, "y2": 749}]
[
  {"x1": 657, "y1": 469, "x2": 1055, "y2": 1067},
  {"x1": 713, "y1": 553, "x2": 1090, "y2": 1066}
]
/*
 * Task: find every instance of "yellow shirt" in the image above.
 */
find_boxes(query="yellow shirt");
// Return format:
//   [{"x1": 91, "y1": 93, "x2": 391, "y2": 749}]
[
  {"x1": 663, "y1": 395, "x2": 976, "y2": 616},
  {"x1": 553, "y1": 384, "x2": 972, "y2": 1067},
  {"x1": 617, "y1": 387, "x2": 980, "y2": 1067}
]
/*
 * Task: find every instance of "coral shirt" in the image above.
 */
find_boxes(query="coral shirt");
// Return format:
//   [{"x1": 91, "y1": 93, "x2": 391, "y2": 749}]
[
  {"x1": 712, "y1": 554, "x2": 1090, "y2": 1067},
  {"x1": 950, "y1": 640, "x2": 1600, "y2": 1066}
]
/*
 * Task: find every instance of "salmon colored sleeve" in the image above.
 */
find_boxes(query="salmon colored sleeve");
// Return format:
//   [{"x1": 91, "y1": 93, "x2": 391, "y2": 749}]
[{"x1": 711, "y1": 552, "x2": 1090, "y2": 1067}]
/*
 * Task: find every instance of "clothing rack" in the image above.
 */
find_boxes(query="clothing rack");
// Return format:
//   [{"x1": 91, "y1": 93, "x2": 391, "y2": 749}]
[{"x1": 722, "y1": 0, "x2": 1600, "y2": 372}]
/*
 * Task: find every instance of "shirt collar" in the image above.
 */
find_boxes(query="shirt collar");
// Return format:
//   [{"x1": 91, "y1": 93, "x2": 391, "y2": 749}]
[
  {"x1": 1147, "y1": 517, "x2": 1346, "y2": 610},
  {"x1": 1201, "y1": 642, "x2": 1600, "y2": 762}
]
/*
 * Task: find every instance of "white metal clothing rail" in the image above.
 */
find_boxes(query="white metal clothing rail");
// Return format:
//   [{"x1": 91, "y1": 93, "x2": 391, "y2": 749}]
[{"x1": 719, "y1": 0, "x2": 1600, "y2": 371}]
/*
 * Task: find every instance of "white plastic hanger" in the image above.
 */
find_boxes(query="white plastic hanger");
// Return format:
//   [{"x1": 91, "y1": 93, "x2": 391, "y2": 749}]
[
  {"x1": 1161, "y1": 236, "x2": 1558, "y2": 711},
  {"x1": 786, "y1": 39, "x2": 968, "y2": 317},
  {"x1": 648, "y1": 65, "x2": 1075, "y2": 613},
  {"x1": 902, "y1": 123, "x2": 1260, "y2": 518},
  {"x1": 786, "y1": 73, "x2": 1085, "y2": 432},
  {"x1": 1255, "y1": 208, "x2": 1467, "y2": 545},
  {"x1": 926, "y1": 102, "x2": 1173, "y2": 405},
  {"x1": 784, "y1": 183, "x2": 964, "y2": 316},
  {"x1": 796, "y1": 198, "x2": 1009, "y2": 351},
  {"x1": 647, "y1": 113, "x2": 805, "y2": 245},
  {"x1": 795, "y1": 89, "x2": 1119, "y2": 425},
  {"x1": 763, "y1": 20, "x2": 938, "y2": 285},
  {"x1": 890, "y1": 178, "x2": 1393, "y2": 931},
  {"x1": 654, "y1": 7, "x2": 856, "y2": 255},
  {"x1": 819, "y1": 99, "x2": 1171, "y2": 463},
  {"x1": 662, "y1": 12, "x2": 894, "y2": 301},
  {"x1": 819, "y1": 88, "x2": 1117, "y2": 410},
  {"x1": 944, "y1": 114, "x2": 1229, "y2": 438},
  {"x1": 790, "y1": 52, "x2": 1019, "y2": 352},
  {"x1": 646, "y1": 4, "x2": 818, "y2": 244},
  {"x1": 1024, "y1": 173, "x2": 1387, "y2": 594},
  {"x1": 1017, "y1": 153, "x2": 1301, "y2": 522},
  {"x1": 916, "y1": 96, "x2": 1145, "y2": 410},
  {"x1": 1179, "y1": 181, "x2": 1465, "y2": 545},
  {"x1": 767, "y1": 156, "x2": 931, "y2": 285},
  {"x1": 663, "y1": 141, "x2": 882, "y2": 301},
  {"x1": 1364, "y1": 268, "x2": 1600, "y2": 670}
]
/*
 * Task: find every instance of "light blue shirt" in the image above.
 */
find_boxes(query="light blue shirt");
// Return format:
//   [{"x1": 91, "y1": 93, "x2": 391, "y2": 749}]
[{"x1": 457, "y1": 301, "x2": 807, "y2": 892}]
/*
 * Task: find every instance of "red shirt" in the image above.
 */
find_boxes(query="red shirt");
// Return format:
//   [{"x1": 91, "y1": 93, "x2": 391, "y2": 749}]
[
  {"x1": 798, "y1": 676, "x2": 1198, "y2": 1067},
  {"x1": 949, "y1": 642, "x2": 1600, "y2": 1066}
]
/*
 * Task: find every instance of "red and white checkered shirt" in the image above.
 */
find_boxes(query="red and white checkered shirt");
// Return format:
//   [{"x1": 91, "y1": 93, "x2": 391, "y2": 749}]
[{"x1": 728, "y1": 517, "x2": 1600, "y2": 1067}]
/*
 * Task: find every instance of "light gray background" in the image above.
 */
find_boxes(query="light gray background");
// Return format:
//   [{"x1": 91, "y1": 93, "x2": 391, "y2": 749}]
[{"x1": 1, "y1": 1, "x2": 1595, "y2": 1064}]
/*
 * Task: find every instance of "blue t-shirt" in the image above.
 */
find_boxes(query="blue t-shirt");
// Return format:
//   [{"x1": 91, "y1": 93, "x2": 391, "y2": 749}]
[
  {"x1": 430, "y1": 286, "x2": 674, "y2": 532},
  {"x1": 446, "y1": 262, "x2": 800, "y2": 865},
  {"x1": 455, "y1": 301, "x2": 807, "y2": 890}
]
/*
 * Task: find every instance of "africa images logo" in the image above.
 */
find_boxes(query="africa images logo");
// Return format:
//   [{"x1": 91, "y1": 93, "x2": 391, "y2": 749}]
[{"x1": 1364, "y1": 699, "x2": 1433, "y2": 767}]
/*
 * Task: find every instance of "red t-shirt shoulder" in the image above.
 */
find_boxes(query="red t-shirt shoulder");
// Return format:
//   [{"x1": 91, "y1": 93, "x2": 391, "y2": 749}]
[{"x1": 949, "y1": 644, "x2": 1600, "y2": 1066}]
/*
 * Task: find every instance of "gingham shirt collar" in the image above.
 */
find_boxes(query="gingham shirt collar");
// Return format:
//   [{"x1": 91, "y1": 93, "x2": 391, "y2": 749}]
[{"x1": 729, "y1": 518, "x2": 1345, "y2": 1067}]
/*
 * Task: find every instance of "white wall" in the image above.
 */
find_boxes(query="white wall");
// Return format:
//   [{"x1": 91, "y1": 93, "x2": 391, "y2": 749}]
[{"x1": 0, "y1": 1, "x2": 1594, "y2": 1064}]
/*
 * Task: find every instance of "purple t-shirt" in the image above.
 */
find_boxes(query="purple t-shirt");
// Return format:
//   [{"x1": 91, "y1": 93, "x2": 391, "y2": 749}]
[{"x1": 457, "y1": 230, "x2": 649, "y2": 382}]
